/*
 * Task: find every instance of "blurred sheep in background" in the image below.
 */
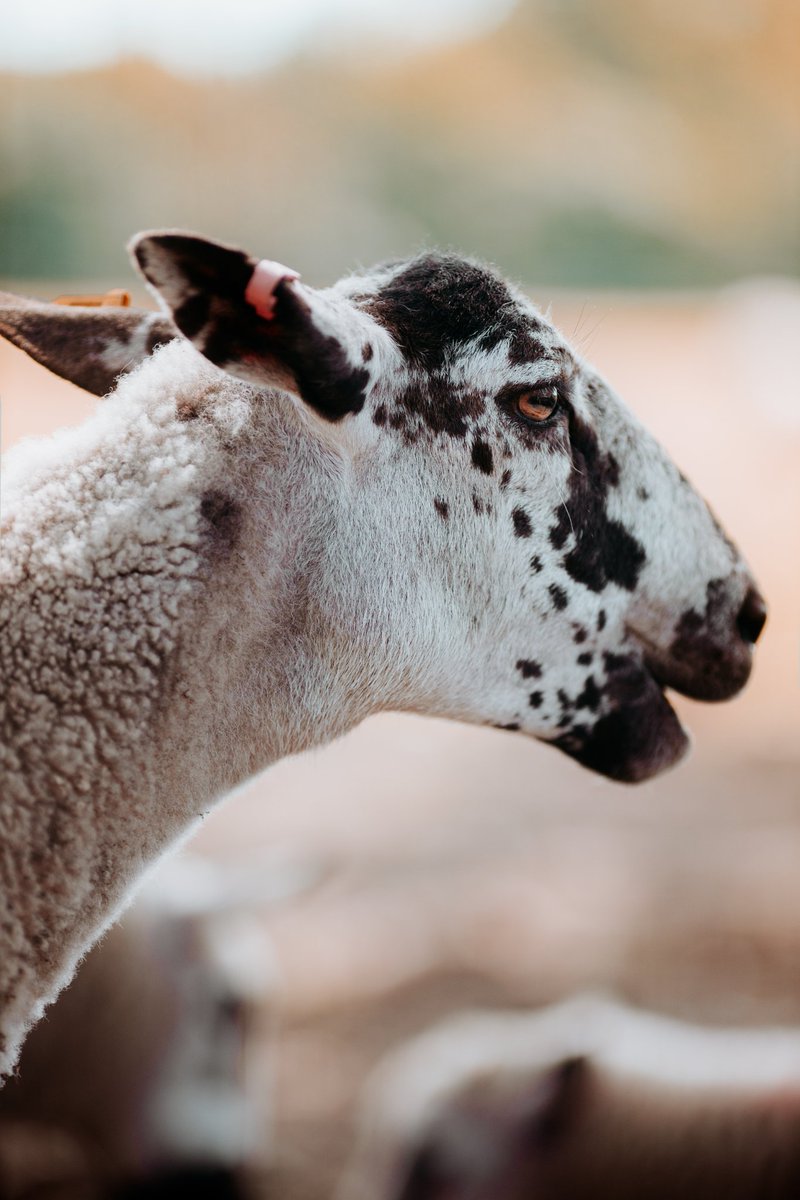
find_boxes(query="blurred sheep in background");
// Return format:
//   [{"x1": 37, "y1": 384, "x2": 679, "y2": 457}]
[
  {"x1": 345, "y1": 994, "x2": 800, "y2": 1200},
  {"x1": 0, "y1": 851, "x2": 321, "y2": 1199}
]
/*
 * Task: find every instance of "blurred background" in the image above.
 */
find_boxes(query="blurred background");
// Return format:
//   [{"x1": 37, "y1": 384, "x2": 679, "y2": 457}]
[{"x1": 1, "y1": 1, "x2": 799, "y2": 1197}]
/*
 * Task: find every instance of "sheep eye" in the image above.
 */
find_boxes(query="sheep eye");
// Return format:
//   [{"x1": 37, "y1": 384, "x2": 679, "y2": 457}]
[{"x1": 515, "y1": 387, "x2": 559, "y2": 423}]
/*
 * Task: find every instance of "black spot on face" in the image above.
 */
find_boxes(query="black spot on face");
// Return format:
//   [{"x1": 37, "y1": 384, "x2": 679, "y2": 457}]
[
  {"x1": 577, "y1": 652, "x2": 593, "y2": 666},
  {"x1": 548, "y1": 376, "x2": 646, "y2": 592},
  {"x1": 362, "y1": 342, "x2": 374, "y2": 362},
  {"x1": 507, "y1": 325, "x2": 549, "y2": 365},
  {"x1": 362, "y1": 253, "x2": 517, "y2": 372},
  {"x1": 597, "y1": 610, "x2": 607, "y2": 632},
  {"x1": 472, "y1": 493, "x2": 483, "y2": 515},
  {"x1": 373, "y1": 404, "x2": 387, "y2": 426},
  {"x1": 549, "y1": 583, "x2": 568, "y2": 611},
  {"x1": 517, "y1": 659, "x2": 542, "y2": 679},
  {"x1": 573, "y1": 626, "x2": 588, "y2": 644},
  {"x1": 529, "y1": 691, "x2": 543, "y2": 708},
  {"x1": 512, "y1": 508, "x2": 532, "y2": 538},
  {"x1": 471, "y1": 437, "x2": 494, "y2": 475},
  {"x1": 391, "y1": 377, "x2": 484, "y2": 441},
  {"x1": 575, "y1": 675, "x2": 602, "y2": 712},
  {"x1": 433, "y1": 497, "x2": 449, "y2": 520},
  {"x1": 637, "y1": 486, "x2": 650, "y2": 501},
  {"x1": 603, "y1": 650, "x2": 629, "y2": 673},
  {"x1": 500, "y1": 469, "x2": 512, "y2": 490},
  {"x1": 529, "y1": 554, "x2": 543, "y2": 574},
  {"x1": 557, "y1": 688, "x2": 573, "y2": 726}
]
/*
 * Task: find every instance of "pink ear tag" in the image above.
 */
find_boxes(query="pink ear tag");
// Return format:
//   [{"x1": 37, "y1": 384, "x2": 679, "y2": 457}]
[{"x1": 245, "y1": 259, "x2": 301, "y2": 321}]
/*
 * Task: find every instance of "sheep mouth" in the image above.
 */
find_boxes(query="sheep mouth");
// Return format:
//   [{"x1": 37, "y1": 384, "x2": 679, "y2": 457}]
[
  {"x1": 550, "y1": 661, "x2": 689, "y2": 785},
  {"x1": 640, "y1": 641, "x2": 753, "y2": 703}
]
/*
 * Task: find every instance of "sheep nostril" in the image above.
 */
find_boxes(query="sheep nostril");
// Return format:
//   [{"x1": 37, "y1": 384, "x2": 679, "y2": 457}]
[{"x1": 736, "y1": 587, "x2": 767, "y2": 645}]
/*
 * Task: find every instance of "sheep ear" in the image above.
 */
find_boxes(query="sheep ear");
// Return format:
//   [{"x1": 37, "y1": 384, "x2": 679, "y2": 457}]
[
  {"x1": 0, "y1": 291, "x2": 176, "y2": 397},
  {"x1": 130, "y1": 231, "x2": 370, "y2": 422}
]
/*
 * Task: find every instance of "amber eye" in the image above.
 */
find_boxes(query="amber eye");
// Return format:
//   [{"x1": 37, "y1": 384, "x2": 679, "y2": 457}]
[{"x1": 515, "y1": 386, "x2": 559, "y2": 423}]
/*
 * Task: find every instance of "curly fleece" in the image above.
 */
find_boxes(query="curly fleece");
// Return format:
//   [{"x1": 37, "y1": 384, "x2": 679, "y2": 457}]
[{"x1": 0, "y1": 345, "x2": 222, "y2": 1079}]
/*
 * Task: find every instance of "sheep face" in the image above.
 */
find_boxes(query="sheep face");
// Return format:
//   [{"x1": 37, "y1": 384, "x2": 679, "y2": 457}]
[
  {"x1": 0, "y1": 236, "x2": 765, "y2": 784},
  {"x1": 129, "y1": 234, "x2": 762, "y2": 783}
]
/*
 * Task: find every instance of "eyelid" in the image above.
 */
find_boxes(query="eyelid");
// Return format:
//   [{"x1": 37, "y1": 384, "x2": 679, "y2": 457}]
[{"x1": 496, "y1": 376, "x2": 570, "y2": 405}]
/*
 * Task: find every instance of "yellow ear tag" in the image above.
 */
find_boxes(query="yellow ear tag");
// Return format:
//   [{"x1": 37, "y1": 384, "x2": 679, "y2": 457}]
[{"x1": 53, "y1": 288, "x2": 132, "y2": 308}]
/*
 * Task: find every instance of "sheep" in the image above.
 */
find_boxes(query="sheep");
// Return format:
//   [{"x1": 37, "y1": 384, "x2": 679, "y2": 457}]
[
  {"x1": 0, "y1": 849, "x2": 315, "y2": 1198},
  {"x1": 0, "y1": 231, "x2": 765, "y2": 1081},
  {"x1": 345, "y1": 994, "x2": 800, "y2": 1200}
]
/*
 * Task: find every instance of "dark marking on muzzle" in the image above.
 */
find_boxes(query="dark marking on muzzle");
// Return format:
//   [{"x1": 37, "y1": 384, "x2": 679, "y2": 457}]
[
  {"x1": 552, "y1": 653, "x2": 688, "y2": 782},
  {"x1": 664, "y1": 576, "x2": 758, "y2": 700}
]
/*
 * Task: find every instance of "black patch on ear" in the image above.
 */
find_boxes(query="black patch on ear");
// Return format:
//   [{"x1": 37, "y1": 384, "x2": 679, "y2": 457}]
[
  {"x1": 175, "y1": 292, "x2": 213, "y2": 340},
  {"x1": 433, "y1": 497, "x2": 449, "y2": 520},
  {"x1": 512, "y1": 508, "x2": 532, "y2": 538},
  {"x1": 257, "y1": 282, "x2": 371, "y2": 420},
  {"x1": 471, "y1": 437, "x2": 494, "y2": 475},
  {"x1": 362, "y1": 253, "x2": 517, "y2": 371},
  {"x1": 549, "y1": 377, "x2": 646, "y2": 592},
  {"x1": 135, "y1": 234, "x2": 369, "y2": 421}
]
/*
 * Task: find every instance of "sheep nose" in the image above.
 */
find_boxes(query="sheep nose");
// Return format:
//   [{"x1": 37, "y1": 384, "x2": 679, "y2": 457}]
[{"x1": 736, "y1": 587, "x2": 767, "y2": 645}]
